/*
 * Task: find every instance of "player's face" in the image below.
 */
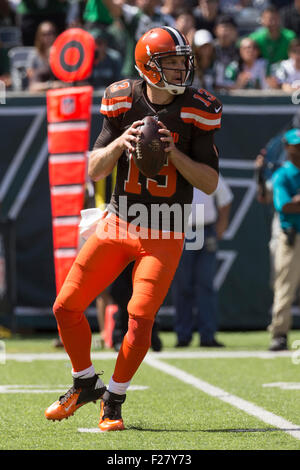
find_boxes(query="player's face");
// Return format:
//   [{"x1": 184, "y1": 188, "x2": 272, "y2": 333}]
[
  {"x1": 288, "y1": 143, "x2": 300, "y2": 168},
  {"x1": 160, "y1": 55, "x2": 188, "y2": 86}
]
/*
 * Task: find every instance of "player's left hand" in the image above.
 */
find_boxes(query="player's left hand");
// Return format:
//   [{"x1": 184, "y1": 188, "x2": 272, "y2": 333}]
[{"x1": 158, "y1": 121, "x2": 176, "y2": 155}]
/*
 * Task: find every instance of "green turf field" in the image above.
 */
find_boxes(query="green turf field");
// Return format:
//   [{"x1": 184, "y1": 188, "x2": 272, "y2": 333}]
[{"x1": 1, "y1": 330, "x2": 300, "y2": 451}]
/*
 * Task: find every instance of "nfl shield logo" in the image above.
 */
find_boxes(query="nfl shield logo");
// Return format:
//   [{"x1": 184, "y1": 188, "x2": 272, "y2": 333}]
[{"x1": 60, "y1": 97, "x2": 75, "y2": 116}]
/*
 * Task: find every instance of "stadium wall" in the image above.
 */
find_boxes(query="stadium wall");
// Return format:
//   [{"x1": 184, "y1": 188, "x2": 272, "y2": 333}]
[{"x1": 0, "y1": 91, "x2": 299, "y2": 331}]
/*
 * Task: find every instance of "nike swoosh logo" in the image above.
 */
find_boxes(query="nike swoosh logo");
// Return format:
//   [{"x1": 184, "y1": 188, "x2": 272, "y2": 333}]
[
  {"x1": 65, "y1": 399, "x2": 77, "y2": 412},
  {"x1": 215, "y1": 106, "x2": 222, "y2": 113},
  {"x1": 105, "y1": 420, "x2": 122, "y2": 424}
]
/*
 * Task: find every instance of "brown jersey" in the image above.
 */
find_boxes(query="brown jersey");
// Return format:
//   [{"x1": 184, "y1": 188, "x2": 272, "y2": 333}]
[{"x1": 93, "y1": 79, "x2": 222, "y2": 232}]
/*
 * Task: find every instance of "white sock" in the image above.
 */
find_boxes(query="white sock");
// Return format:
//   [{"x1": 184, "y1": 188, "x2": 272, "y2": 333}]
[
  {"x1": 72, "y1": 364, "x2": 96, "y2": 379},
  {"x1": 108, "y1": 376, "x2": 130, "y2": 395}
]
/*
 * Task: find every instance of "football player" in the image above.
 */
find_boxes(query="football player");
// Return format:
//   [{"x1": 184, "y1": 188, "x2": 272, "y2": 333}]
[{"x1": 45, "y1": 26, "x2": 222, "y2": 431}]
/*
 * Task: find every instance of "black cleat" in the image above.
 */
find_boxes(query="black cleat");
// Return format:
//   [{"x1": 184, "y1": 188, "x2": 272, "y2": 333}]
[
  {"x1": 45, "y1": 374, "x2": 106, "y2": 421},
  {"x1": 98, "y1": 390, "x2": 126, "y2": 431}
]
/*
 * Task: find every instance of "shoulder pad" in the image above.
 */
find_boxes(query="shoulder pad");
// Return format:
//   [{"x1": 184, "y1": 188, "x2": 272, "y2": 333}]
[
  {"x1": 100, "y1": 79, "x2": 133, "y2": 118},
  {"x1": 181, "y1": 87, "x2": 222, "y2": 131}
]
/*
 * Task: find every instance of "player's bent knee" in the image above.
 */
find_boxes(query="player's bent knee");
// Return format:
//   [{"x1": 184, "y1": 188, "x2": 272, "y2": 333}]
[
  {"x1": 126, "y1": 316, "x2": 154, "y2": 349},
  {"x1": 53, "y1": 300, "x2": 84, "y2": 328},
  {"x1": 127, "y1": 296, "x2": 159, "y2": 321}
]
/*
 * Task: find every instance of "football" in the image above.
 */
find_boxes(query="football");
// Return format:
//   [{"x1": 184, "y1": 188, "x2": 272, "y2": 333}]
[{"x1": 132, "y1": 115, "x2": 167, "y2": 178}]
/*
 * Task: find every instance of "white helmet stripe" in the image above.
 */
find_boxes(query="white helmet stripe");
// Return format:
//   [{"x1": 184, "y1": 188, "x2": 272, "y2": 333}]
[{"x1": 162, "y1": 26, "x2": 186, "y2": 47}]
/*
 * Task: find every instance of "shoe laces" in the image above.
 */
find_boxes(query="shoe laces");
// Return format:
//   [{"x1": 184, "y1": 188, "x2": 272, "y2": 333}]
[
  {"x1": 59, "y1": 386, "x2": 77, "y2": 405},
  {"x1": 59, "y1": 372, "x2": 104, "y2": 405}
]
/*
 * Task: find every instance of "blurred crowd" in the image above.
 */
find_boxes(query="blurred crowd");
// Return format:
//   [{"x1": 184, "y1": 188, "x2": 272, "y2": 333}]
[{"x1": 0, "y1": 0, "x2": 300, "y2": 93}]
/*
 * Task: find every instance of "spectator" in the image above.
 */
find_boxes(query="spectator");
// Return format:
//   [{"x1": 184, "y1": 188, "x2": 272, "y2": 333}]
[
  {"x1": 172, "y1": 175, "x2": 233, "y2": 348},
  {"x1": 220, "y1": 0, "x2": 269, "y2": 14},
  {"x1": 192, "y1": 29, "x2": 217, "y2": 90},
  {"x1": 249, "y1": 6, "x2": 296, "y2": 74},
  {"x1": 272, "y1": 38, "x2": 300, "y2": 92},
  {"x1": 271, "y1": 0, "x2": 294, "y2": 9},
  {"x1": 255, "y1": 151, "x2": 281, "y2": 288},
  {"x1": 281, "y1": 0, "x2": 300, "y2": 36},
  {"x1": 224, "y1": 37, "x2": 269, "y2": 89},
  {"x1": 219, "y1": 0, "x2": 251, "y2": 13},
  {"x1": 175, "y1": 9, "x2": 196, "y2": 46},
  {"x1": 83, "y1": 0, "x2": 127, "y2": 55},
  {"x1": 160, "y1": 0, "x2": 189, "y2": 19},
  {"x1": 88, "y1": 28, "x2": 122, "y2": 89},
  {"x1": 27, "y1": 21, "x2": 65, "y2": 93},
  {"x1": 16, "y1": 0, "x2": 69, "y2": 46},
  {"x1": 102, "y1": 0, "x2": 175, "y2": 78},
  {"x1": 66, "y1": 0, "x2": 87, "y2": 28},
  {"x1": 0, "y1": 0, "x2": 16, "y2": 26},
  {"x1": 268, "y1": 128, "x2": 300, "y2": 351},
  {"x1": 83, "y1": 0, "x2": 114, "y2": 30},
  {"x1": 254, "y1": 111, "x2": 300, "y2": 287},
  {"x1": 213, "y1": 14, "x2": 239, "y2": 88},
  {"x1": 193, "y1": 0, "x2": 222, "y2": 35},
  {"x1": 0, "y1": 40, "x2": 11, "y2": 88}
]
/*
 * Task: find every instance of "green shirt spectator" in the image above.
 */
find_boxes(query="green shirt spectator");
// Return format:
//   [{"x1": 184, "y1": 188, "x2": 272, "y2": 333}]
[
  {"x1": 249, "y1": 6, "x2": 296, "y2": 74},
  {"x1": 250, "y1": 27, "x2": 296, "y2": 72},
  {"x1": 83, "y1": 0, "x2": 113, "y2": 27}
]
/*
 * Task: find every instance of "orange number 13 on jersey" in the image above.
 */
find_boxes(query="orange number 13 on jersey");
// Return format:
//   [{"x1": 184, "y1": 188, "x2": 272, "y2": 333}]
[{"x1": 124, "y1": 154, "x2": 177, "y2": 198}]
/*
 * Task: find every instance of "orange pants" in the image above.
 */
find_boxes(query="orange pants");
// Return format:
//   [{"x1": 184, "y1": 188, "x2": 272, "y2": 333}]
[{"x1": 53, "y1": 213, "x2": 184, "y2": 379}]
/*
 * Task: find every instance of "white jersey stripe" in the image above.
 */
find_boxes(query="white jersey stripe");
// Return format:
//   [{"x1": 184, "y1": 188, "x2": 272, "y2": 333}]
[
  {"x1": 181, "y1": 111, "x2": 221, "y2": 127},
  {"x1": 101, "y1": 101, "x2": 132, "y2": 112}
]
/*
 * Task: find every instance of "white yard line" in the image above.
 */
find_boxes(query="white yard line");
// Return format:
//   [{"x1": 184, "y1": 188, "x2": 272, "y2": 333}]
[
  {"x1": 145, "y1": 356, "x2": 300, "y2": 441},
  {"x1": 3, "y1": 350, "x2": 293, "y2": 362},
  {"x1": 4, "y1": 349, "x2": 298, "y2": 439},
  {"x1": 0, "y1": 384, "x2": 148, "y2": 394}
]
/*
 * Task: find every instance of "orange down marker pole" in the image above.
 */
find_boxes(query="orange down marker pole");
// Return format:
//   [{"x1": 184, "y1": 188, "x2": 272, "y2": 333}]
[{"x1": 46, "y1": 29, "x2": 95, "y2": 294}]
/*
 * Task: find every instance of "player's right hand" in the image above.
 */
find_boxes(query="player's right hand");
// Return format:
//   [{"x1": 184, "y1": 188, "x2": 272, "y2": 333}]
[{"x1": 119, "y1": 120, "x2": 143, "y2": 154}]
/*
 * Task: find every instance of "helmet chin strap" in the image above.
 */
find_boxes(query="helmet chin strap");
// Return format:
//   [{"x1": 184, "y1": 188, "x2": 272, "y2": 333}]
[{"x1": 135, "y1": 65, "x2": 186, "y2": 95}]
